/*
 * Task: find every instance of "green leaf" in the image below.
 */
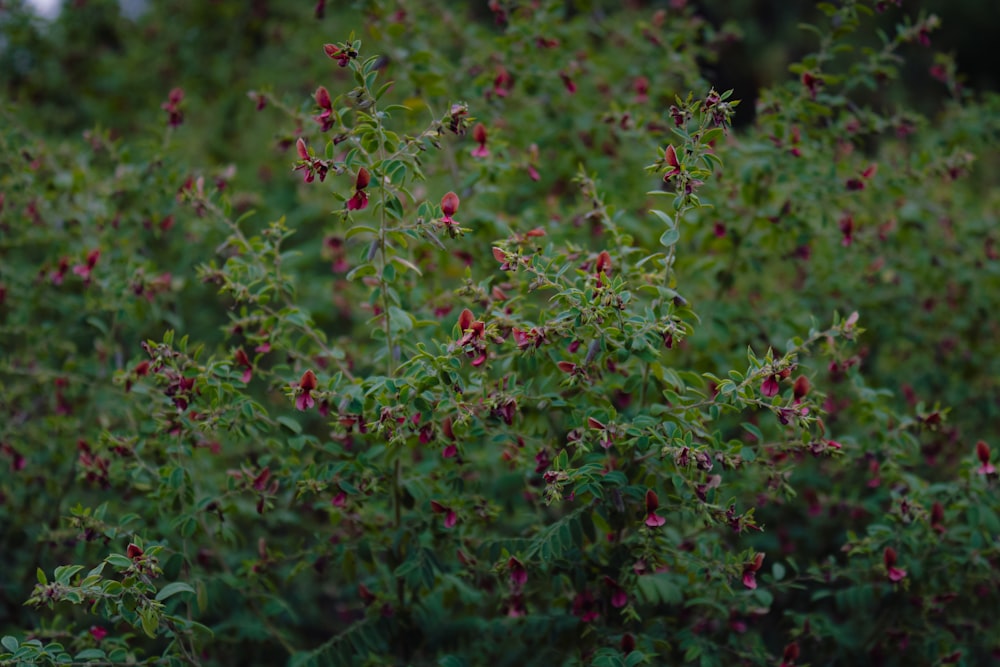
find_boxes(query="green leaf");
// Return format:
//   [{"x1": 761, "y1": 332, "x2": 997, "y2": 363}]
[
  {"x1": 649, "y1": 209, "x2": 673, "y2": 226},
  {"x1": 389, "y1": 255, "x2": 423, "y2": 277},
  {"x1": 1, "y1": 636, "x2": 18, "y2": 652},
  {"x1": 659, "y1": 227, "x2": 680, "y2": 247},
  {"x1": 106, "y1": 554, "x2": 133, "y2": 569},
  {"x1": 53, "y1": 565, "x2": 84, "y2": 585},
  {"x1": 277, "y1": 416, "x2": 302, "y2": 434},
  {"x1": 346, "y1": 264, "x2": 377, "y2": 281},
  {"x1": 140, "y1": 610, "x2": 159, "y2": 638},
  {"x1": 155, "y1": 581, "x2": 196, "y2": 601},
  {"x1": 741, "y1": 423, "x2": 763, "y2": 441},
  {"x1": 73, "y1": 649, "x2": 107, "y2": 660}
]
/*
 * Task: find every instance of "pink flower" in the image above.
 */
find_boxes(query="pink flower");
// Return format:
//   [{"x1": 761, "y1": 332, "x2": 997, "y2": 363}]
[
  {"x1": 471, "y1": 123, "x2": 489, "y2": 157},
  {"x1": 761, "y1": 374, "x2": 780, "y2": 397},
  {"x1": 508, "y1": 557, "x2": 527, "y2": 588},
  {"x1": 430, "y1": 500, "x2": 457, "y2": 528},
  {"x1": 644, "y1": 489, "x2": 665, "y2": 527},
  {"x1": 883, "y1": 547, "x2": 907, "y2": 582},
  {"x1": 295, "y1": 370, "x2": 318, "y2": 411},
  {"x1": 571, "y1": 590, "x2": 599, "y2": 622},
  {"x1": 89, "y1": 626, "x2": 108, "y2": 642},
  {"x1": 72, "y1": 249, "x2": 101, "y2": 284}
]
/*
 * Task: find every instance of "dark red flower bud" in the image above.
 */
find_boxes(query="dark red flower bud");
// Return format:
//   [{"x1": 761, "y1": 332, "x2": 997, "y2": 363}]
[
  {"x1": 441, "y1": 191, "x2": 460, "y2": 223},
  {"x1": 315, "y1": 86, "x2": 332, "y2": 110},
  {"x1": 595, "y1": 250, "x2": 611, "y2": 275},
  {"x1": 126, "y1": 543, "x2": 144, "y2": 560},
  {"x1": 665, "y1": 144, "x2": 679, "y2": 168},
  {"x1": 793, "y1": 375, "x2": 811, "y2": 400},
  {"x1": 299, "y1": 369, "x2": 317, "y2": 391},
  {"x1": 782, "y1": 641, "x2": 800, "y2": 664},
  {"x1": 976, "y1": 440, "x2": 996, "y2": 475},
  {"x1": 355, "y1": 167, "x2": 370, "y2": 190}
]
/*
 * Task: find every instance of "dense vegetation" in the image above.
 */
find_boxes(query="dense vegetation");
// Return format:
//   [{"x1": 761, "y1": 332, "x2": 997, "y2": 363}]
[{"x1": 1, "y1": 1, "x2": 998, "y2": 665}]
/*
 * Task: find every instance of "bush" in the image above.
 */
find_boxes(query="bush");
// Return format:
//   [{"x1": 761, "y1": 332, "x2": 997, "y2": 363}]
[{"x1": 1, "y1": 1, "x2": 998, "y2": 665}]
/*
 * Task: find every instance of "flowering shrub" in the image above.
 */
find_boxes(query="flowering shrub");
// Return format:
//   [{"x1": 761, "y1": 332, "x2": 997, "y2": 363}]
[{"x1": 1, "y1": 1, "x2": 998, "y2": 666}]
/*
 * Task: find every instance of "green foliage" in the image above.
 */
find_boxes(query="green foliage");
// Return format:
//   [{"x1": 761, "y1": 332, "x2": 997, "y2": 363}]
[{"x1": 1, "y1": 1, "x2": 998, "y2": 666}]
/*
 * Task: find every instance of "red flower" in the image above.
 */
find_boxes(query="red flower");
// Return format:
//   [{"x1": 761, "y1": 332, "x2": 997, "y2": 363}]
[
  {"x1": 663, "y1": 144, "x2": 681, "y2": 181},
  {"x1": 471, "y1": 122, "x2": 489, "y2": 158},
  {"x1": 603, "y1": 576, "x2": 628, "y2": 608},
  {"x1": 440, "y1": 191, "x2": 460, "y2": 225},
  {"x1": 801, "y1": 71, "x2": 823, "y2": 99},
  {"x1": 883, "y1": 547, "x2": 907, "y2": 582},
  {"x1": 89, "y1": 626, "x2": 108, "y2": 642},
  {"x1": 976, "y1": 440, "x2": 996, "y2": 475},
  {"x1": 323, "y1": 43, "x2": 356, "y2": 67},
  {"x1": 559, "y1": 71, "x2": 577, "y2": 94},
  {"x1": 594, "y1": 250, "x2": 611, "y2": 276},
  {"x1": 793, "y1": 375, "x2": 811, "y2": 401},
  {"x1": 296, "y1": 369, "x2": 318, "y2": 411},
  {"x1": 930, "y1": 502, "x2": 946, "y2": 533},
  {"x1": 314, "y1": 86, "x2": 334, "y2": 131},
  {"x1": 761, "y1": 374, "x2": 780, "y2": 397},
  {"x1": 347, "y1": 190, "x2": 368, "y2": 210},
  {"x1": 161, "y1": 87, "x2": 185, "y2": 127},
  {"x1": 780, "y1": 641, "x2": 800, "y2": 667},
  {"x1": 457, "y1": 308, "x2": 484, "y2": 346},
  {"x1": 644, "y1": 489, "x2": 665, "y2": 527},
  {"x1": 742, "y1": 552, "x2": 765, "y2": 590},
  {"x1": 633, "y1": 76, "x2": 649, "y2": 104},
  {"x1": 508, "y1": 556, "x2": 527, "y2": 588},
  {"x1": 126, "y1": 543, "x2": 144, "y2": 560},
  {"x1": 430, "y1": 500, "x2": 457, "y2": 528},
  {"x1": 234, "y1": 348, "x2": 253, "y2": 383},
  {"x1": 492, "y1": 66, "x2": 514, "y2": 98},
  {"x1": 73, "y1": 249, "x2": 101, "y2": 283},
  {"x1": 346, "y1": 167, "x2": 371, "y2": 211},
  {"x1": 571, "y1": 590, "x2": 599, "y2": 622}
]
